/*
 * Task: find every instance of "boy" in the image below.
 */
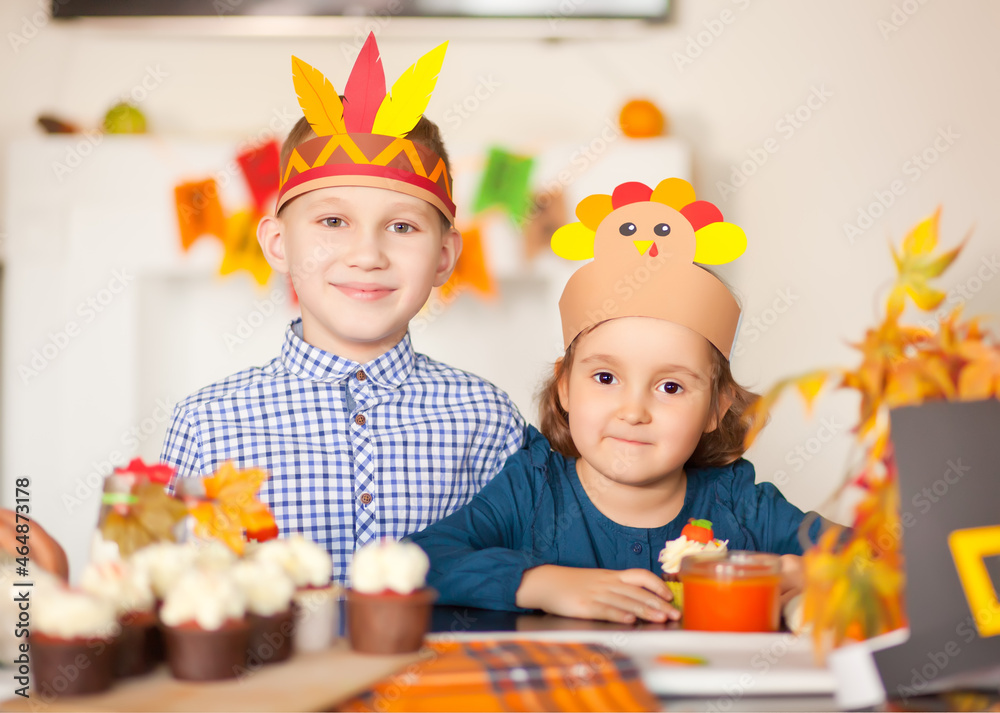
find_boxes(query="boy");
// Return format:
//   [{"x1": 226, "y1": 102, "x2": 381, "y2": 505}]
[{"x1": 161, "y1": 36, "x2": 526, "y2": 583}]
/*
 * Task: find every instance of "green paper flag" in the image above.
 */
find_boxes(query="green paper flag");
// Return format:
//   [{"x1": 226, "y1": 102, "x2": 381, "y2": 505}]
[{"x1": 473, "y1": 146, "x2": 535, "y2": 225}]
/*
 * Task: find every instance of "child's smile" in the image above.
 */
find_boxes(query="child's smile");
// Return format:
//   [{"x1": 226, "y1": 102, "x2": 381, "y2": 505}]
[{"x1": 259, "y1": 185, "x2": 461, "y2": 363}]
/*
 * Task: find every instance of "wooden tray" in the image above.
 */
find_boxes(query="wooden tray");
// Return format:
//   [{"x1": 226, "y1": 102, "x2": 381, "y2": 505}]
[{"x1": 1, "y1": 639, "x2": 418, "y2": 712}]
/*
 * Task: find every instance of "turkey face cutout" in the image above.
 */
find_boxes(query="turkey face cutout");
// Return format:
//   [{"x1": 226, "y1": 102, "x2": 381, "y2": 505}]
[
  {"x1": 552, "y1": 178, "x2": 745, "y2": 359},
  {"x1": 598, "y1": 201, "x2": 697, "y2": 264}
]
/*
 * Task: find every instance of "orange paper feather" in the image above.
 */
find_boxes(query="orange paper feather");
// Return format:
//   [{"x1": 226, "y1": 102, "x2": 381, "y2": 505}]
[{"x1": 292, "y1": 55, "x2": 346, "y2": 136}]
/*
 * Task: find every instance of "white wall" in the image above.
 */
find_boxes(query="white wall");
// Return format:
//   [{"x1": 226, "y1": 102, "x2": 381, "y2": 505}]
[{"x1": 2, "y1": 0, "x2": 999, "y2": 573}]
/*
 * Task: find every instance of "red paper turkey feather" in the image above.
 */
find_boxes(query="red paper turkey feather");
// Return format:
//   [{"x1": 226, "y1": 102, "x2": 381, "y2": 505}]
[
  {"x1": 611, "y1": 181, "x2": 653, "y2": 209},
  {"x1": 343, "y1": 32, "x2": 386, "y2": 133},
  {"x1": 680, "y1": 200, "x2": 724, "y2": 231}
]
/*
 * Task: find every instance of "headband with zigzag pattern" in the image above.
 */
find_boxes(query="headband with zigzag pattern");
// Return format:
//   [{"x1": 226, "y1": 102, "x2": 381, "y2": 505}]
[{"x1": 276, "y1": 33, "x2": 455, "y2": 223}]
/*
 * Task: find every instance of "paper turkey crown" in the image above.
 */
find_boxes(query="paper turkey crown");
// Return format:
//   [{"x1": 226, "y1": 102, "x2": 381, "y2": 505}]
[
  {"x1": 276, "y1": 33, "x2": 455, "y2": 223},
  {"x1": 552, "y1": 178, "x2": 747, "y2": 358}
]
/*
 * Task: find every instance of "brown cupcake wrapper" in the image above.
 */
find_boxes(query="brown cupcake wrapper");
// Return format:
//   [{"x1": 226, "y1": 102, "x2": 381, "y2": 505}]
[
  {"x1": 345, "y1": 587, "x2": 437, "y2": 655},
  {"x1": 161, "y1": 619, "x2": 250, "y2": 681}
]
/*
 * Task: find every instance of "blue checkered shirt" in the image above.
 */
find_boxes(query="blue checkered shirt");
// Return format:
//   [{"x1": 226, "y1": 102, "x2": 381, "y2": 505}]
[{"x1": 160, "y1": 318, "x2": 527, "y2": 584}]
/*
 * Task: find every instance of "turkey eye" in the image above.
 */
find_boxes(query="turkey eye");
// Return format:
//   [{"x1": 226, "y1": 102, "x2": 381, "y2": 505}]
[
  {"x1": 619, "y1": 223, "x2": 637, "y2": 236},
  {"x1": 654, "y1": 223, "x2": 671, "y2": 236}
]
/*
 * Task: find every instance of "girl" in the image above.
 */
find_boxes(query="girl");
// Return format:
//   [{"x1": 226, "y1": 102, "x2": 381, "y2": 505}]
[{"x1": 410, "y1": 179, "x2": 824, "y2": 624}]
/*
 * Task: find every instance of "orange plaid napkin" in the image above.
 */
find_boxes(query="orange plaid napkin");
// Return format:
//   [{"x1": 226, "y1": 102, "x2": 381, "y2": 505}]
[{"x1": 338, "y1": 639, "x2": 659, "y2": 712}]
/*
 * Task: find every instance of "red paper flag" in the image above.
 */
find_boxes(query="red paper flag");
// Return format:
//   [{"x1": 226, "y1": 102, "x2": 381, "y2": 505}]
[{"x1": 236, "y1": 140, "x2": 280, "y2": 211}]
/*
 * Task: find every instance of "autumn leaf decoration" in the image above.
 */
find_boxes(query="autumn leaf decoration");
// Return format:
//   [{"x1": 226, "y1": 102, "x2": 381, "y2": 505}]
[
  {"x1": 189, "y1": 462, "x2": 279, "y2": 555},
  {"x1": 743, "y1": 207, "x2": 999, "y2": 653}
]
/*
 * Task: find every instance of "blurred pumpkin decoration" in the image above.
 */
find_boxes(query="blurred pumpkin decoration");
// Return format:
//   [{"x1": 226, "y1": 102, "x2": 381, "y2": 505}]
[
  {"x1": 619, "y1": 98, "x2": 667, "y2": 139},
  {"x1": 744, "y1": 207, "x2": 1000, "y2": 657}
]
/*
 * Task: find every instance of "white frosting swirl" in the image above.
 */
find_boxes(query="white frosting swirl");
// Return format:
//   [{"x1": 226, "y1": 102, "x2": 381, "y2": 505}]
[
  {"x1": 349, "y1": 540, "x2": 428, "y2": 595},
  {"x1": 249, "y1": 535, "x2": 332, "y2": 588},
  {"x1": 658, "y1": 535, "x2": 728, "y2": 575},
  {"x1": 80, "y1": 559, "x2": 155, "y2": 615},
  {"x1": 34, "y1": 588, "x2": 119, "y2": 640},
  {"x1": 159, "y1": 569, "x2": 246, "y2": 630},
  {"x1": 193, "y1": 539, "x2": 238, "y2": 570},
  {"x1": 232, "y1": 560, "x2": 295, "y2": 617},
  {"x1": 128, "y1": 542, "x2": 199, "y2": 599}
]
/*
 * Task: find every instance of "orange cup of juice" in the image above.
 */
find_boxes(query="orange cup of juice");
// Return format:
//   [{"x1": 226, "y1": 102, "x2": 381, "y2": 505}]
[{"x1": 679, "y1": 552, "x2": 781, "y2": 632}]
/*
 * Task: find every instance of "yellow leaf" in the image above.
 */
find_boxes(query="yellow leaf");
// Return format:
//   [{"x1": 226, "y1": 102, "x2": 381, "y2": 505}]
[
  {"x1": 794, "y1": 370, "x2": 831, "y2": 414},
  {"x1": 901, "y1": 206, "x2": 940, "y2": 256}
]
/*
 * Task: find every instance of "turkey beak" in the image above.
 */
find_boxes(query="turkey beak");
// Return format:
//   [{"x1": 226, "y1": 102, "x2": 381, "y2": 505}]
[{"x1": 633, "y1": 240, "x2": 653, "y2": 255}]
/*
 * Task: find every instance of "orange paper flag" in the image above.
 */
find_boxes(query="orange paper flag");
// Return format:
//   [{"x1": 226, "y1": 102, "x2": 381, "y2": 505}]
[
  {"x1": 174, "y1": 178, "x2": 226, "y2": 250},
  {"x1": 442, "y1": 223, "x2": 495, "y2": 300}
]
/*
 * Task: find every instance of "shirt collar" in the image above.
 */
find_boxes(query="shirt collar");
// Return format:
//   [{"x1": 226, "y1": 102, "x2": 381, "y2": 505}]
[{"x1": 280, "y1": 318, "x2": 415, "y2": 388}]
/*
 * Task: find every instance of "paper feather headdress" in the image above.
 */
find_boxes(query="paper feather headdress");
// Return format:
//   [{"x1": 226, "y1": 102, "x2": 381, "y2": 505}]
[
  {"x1": 551, "y1": 178, "x2": 747, "y2": 358},
  {"x1": 276, "y1": 33, "x2": 455, "y2": 223}
]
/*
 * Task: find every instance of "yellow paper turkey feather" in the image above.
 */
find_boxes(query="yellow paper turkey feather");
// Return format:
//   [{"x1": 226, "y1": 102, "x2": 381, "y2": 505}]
[
  {"x1": 551, "y1": 222, "x2": 596, "y2": 261},
  {"x1": 292, "y1": 56, "x2": 346, "y2": 136},
  {"x1": 693, "y1": 222, "x2": 747, "y2": 265},
  {"x1": 372, "y1": 42, "x2": 448, "y2": 138}
]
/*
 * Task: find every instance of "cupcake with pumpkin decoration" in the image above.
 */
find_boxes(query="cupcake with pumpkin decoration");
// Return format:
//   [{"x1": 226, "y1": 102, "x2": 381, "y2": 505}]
[{"x1": 658, "y1": 519, "x2": 728, "y2": 610}]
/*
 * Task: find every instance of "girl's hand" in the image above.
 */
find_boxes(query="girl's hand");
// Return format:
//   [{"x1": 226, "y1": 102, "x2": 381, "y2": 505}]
[
  {"x1": 516, "y1": 564, "x2": 680, "y2": 624},
  {"x1": 779, "y1": 554, "x2": 804, "y2": 606},
  {"x1": 0, "y1": 509, "x2": 69, "y2": 582}
]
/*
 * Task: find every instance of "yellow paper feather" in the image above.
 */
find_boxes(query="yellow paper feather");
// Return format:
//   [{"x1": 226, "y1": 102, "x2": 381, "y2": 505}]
[
  {"x1": 372, "y1": 42, "x2": 448, "y2": 138},
  {"x1": 292, "y1": 56, "x2": 346, "y2": 136},
  {"x1": 551, "y1": 222, "x2": 596, "y2": 261},
  {"x1": 693, "y1": 222, "x2": 747, "y2": 264}
]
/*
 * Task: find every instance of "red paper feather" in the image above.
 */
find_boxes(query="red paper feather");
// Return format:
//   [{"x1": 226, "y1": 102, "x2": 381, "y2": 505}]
[
  {"x1": 343, "y1": 32, "x2": 386, "y2": 133},
  {"x1": 611, "y1": 181, "x2": 653, "y2": 209},
  {"x1": 680, "y1": 200, "x2": 724, "y2": 232}
]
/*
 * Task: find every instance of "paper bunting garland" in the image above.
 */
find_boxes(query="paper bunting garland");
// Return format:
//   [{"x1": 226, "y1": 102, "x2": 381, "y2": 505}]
[
  {"x1": 472, "y1": 146, "x2": 536, "y2": 225},
  {"x1": 221, "y1": 208, "x2": 272, "y2": 286},
  {"x1": 174, "y1": 179, "x2": 226, "y2": 251},
  {"x1": 442, "y1": 222, "x2": 496, "y2": 300},
  {"x1": 173, "y1": 140, "x2": 280, "y2": 286},
  {"x1": 236, "y1": 140, "x2": 281, "y2": 211}
]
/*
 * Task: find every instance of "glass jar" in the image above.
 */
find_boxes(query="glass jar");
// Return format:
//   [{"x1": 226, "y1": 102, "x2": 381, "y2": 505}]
[{"x1": 679, "y1": 551, "x2": 782, "y2": 632}]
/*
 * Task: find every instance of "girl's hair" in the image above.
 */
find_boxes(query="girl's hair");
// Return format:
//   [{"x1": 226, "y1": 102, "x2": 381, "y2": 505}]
[
  {"x1": 278, "y1": 114, "x2": 453, "y2": 227},
  {"x1": 537, "y1": 327, "x2": 760, "y2": 469}
]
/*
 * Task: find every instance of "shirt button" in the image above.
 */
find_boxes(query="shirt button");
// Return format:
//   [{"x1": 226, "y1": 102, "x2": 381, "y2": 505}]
[
  {"x1": 356, "y1": 371, "x2": 367, "y2": 381},
  {"x1": 354, "y1": 414, "x2": 366, "y2": 426},
  {"x1": 359, "y1": 492, "x2": 373, "y2": 505},
  {"x1": 631, "y1": 542, "x2": 643, "y2": 554}
]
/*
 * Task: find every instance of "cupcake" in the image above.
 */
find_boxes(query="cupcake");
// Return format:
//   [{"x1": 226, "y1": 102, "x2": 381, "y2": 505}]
[
  {"x1": 159, "y1": 568, "x2": 249, "y2": 681},
  {"x1": 79, "y1": 558, "x2": 158, "y2": 677},
  {"x1": 346, "y1": 540, "x2": 436, "y2": 655},
  {"x1": 658, "y1": 519, "x2": 728, "y2": 610},
  {"x1": 31, "y1": 588, "x2": 119, "y2": 697},
  {"x1": 249, "y1": 535, "x2": 338, "y2": 652},
  {"x1": 128, "y1": 541, "x2": 198, "y2": 603},
  {"x1": 232, "y1": 560, "x2": 296, "y2": 665}
]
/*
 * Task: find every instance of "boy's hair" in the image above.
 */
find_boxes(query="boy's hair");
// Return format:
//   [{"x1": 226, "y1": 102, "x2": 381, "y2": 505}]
[
  {"x1": 278, "y1": 114, "x2": 454, "y2": 228},
  {"x1": 537, "y1": 328, "x2": 759, "y2": 469}
]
